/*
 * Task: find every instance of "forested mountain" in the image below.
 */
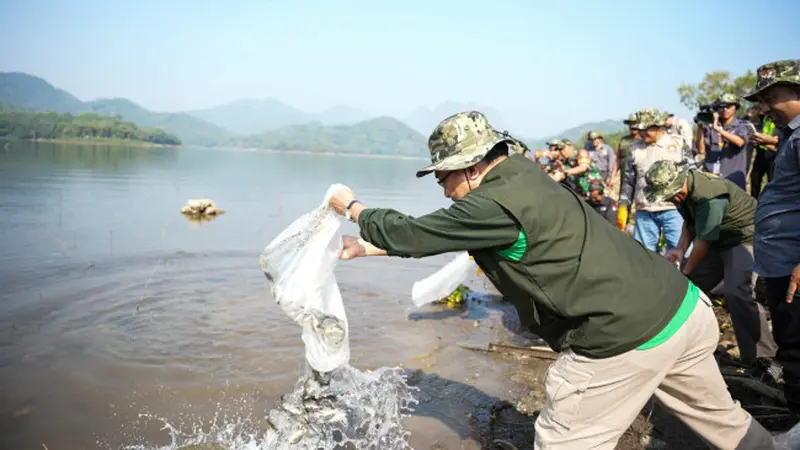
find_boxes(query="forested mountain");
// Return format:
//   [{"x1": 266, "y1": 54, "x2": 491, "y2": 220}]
[
  {"x1": 235, "y1": 117, "x2": 427, "y2": 156},
  {"x1": 188, "y1": 99, "x2": 371, "y2": 135},
  {"x1": 1, "y1": 71, "x2": 631, "y2": 155},
  {"x1": 0, "y1": 73, "x2": 231, "y2": 146},
  {"x1": 0, "y1": 110, "x2": 181, "y2": 146}
]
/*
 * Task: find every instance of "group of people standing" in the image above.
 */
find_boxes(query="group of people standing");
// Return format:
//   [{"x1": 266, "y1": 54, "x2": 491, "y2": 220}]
[{"x1": 324, "y1": 59, "x2": 800, "y2": 449}]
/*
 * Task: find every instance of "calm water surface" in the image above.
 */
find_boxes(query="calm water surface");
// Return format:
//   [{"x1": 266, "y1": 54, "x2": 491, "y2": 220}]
[{"x1": 0, "y1": 142, "x2": 524, "y2": 449}]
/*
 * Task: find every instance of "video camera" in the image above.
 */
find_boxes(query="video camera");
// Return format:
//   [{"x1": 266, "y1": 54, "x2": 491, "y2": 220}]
[
  {"x1": 537, "y1": 156, "x2": 554, "y2": 173},
  {"x1": 694, "y1": 102, "x2": 716, "y2": 126}
]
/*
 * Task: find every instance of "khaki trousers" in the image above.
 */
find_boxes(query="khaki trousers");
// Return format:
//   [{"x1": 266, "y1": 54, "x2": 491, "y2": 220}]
[{"x1": 534, "y1": 292, "x2": 755, "y2": 449}]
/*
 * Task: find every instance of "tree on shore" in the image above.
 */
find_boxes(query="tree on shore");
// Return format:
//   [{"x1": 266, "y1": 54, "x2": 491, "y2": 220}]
[
  {"x1": 677, "y1": 70, "x2": 757, "y2": 116},
  {"x1": 0, "y1": 109, "x2": 181, "y2": 145}
]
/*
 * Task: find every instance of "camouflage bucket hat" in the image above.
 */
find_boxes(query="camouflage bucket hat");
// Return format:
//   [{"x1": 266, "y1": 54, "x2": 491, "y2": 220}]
[
  {"x1": 635, "y1": 108, "x2": 669, "y2": 130},
  {"x1": 416, "y1": 111, "x2": 514, "y2": 178},
  {"x1": 562, "y1": 139, "x2": 573, "y2": 146},
  {"x1": 744, "y1": 59, "x2": 800, "y2": 101},
  {"x1": 587, "y1": 131, "x2": 601, "y2": 140},
  {"x1": 643, "y1": 159, "x2": 690, "y2": 203},
  {"x1": 623, "y1": 112, "x2": 638, "y2": 125},
  {"x1": 546, "y1": 138, "x2": 563, "y2": 148},
  {"x1": 716, "y1": 92, "x2": 741, "y2": 107}
]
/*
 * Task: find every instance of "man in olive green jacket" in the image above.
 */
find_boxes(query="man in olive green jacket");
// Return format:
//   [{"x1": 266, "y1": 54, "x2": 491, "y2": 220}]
[
  {"x1": 644, "y1": 159, "x2": 780, "y2": 379},
  {"x1": 327, "y1": 111, "x2": 776, "y2": 449}
]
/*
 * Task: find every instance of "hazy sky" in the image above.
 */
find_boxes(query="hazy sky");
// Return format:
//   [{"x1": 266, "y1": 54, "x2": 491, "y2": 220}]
[{"x1": 1, "y1": 0, "x2": 797, "y2": 136}]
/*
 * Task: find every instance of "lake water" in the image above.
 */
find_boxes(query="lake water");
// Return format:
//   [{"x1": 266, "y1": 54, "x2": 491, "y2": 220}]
[{"x1": 0, "y1": 141, "x2": 530, "y2": 450}]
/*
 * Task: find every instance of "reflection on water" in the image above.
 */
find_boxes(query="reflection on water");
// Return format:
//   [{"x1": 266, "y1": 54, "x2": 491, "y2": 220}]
[{"x1": 0, "y1": 141, "x2": 519, "y2": 449}]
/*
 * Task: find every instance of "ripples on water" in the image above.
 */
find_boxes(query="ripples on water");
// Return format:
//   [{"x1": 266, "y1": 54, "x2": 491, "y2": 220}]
[{"x1": 0, "y1": 142, "x2": 478, "y2": 449}]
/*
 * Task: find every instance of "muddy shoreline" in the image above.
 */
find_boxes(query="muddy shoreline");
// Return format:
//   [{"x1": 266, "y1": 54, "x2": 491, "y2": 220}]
[{"x1": 402, "y1": 286, "x2": 798, "y2": 450}]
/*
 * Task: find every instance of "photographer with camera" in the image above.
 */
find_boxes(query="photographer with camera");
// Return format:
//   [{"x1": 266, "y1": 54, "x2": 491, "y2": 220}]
[{"x1": 696, "y1": 93, "x2": 752, "y2": 190}]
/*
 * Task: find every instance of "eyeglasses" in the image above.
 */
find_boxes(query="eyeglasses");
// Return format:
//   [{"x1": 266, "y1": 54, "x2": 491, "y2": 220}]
[{"x1": 436, "y1": 171, "x2": 454, "y2": 187}]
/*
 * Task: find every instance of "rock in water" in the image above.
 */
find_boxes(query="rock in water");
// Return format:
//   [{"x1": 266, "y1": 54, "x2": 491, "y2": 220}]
[
  {"x1": 181, "y1": 198, "x2": 224, "y2": 216},
  {"x1": 187, "y1": 198, "x2": 215, "y2": 210}
]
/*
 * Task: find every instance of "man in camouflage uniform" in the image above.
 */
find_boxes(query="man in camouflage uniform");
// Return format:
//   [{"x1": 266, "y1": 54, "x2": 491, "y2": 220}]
[
  {"x1": 551, "y1": 138, "x2": 606, "y2": 200},
  {"x1": 614, "y1": 113, "x2": 643, "y2": 228},
  {"x1": 546, "y1": 138, "x2": 563, "y2": 158},
  {"x1": 619, "y1": 109, "x2": 690, "y2": 251},
  {"x1": 744, "y1": 59, "x2": 800, "y2": 416},
  {"x1": 326, "y1": 110, "x2": 778, "y2": 449},
  {"x1": 586, "y1": 131, "x2": 617, "y2": 187},
  {"x1": 615, "y1": 113, "x2": 641, "y2": 186},
  {"x1": 644, "y1": 159, "x2": 780, "y2": 380}
]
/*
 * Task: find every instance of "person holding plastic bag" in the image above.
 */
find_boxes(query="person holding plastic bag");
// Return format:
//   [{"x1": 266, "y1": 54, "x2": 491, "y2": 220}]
[{"x1": 327, "y1": 111, "x2": 778, "y2": 450}]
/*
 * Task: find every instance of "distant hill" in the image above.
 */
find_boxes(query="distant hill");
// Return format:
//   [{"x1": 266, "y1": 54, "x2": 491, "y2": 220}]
[
  {"x1": 0, "y1": 73, "x2": 232, "y2": 146},
  {"x1": 235, "y1": 116, "x2": 427, "y2": 157},
  {"x1": 403, "y1": 102, "x2": 509, "y2": 136},
  {"x1": 0, "y1": 71, "x2": 631, "y2": 154},
  {"x1": 0, "y1": 72, "x2": 87, "y2": 114},
  {"x1": 525, "y1": 119, "x2": 627, "y2": 149},
  {"x1": 0, "y1": 110, "x2": 181, "y2": 146},
  {"x1": 88, "y1": 98, "x2": 232, "y2": 147},
  {"x1": 187, "y1": 99, "x2": 371, "y2": 135},
  {"x1": 314, "y1": 105, "x2": 371, "y2": 127}
]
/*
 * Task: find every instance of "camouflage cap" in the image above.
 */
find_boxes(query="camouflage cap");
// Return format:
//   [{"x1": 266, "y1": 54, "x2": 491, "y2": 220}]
[
  {"x1": 635, "y1": 108, "x2": 669, "y2": 129},
  {"x1": 416, "y1": 111, "x2": 513, "y2": 177},
  {"x1": 562, "y1": 138, "x2": 573, "y2": 146},
  {"x1": 643, "y1": 159, "x2": 690, "y2": 203},
  {"x1": 587, "y1": 131, "x2": 602, "y2": 140},
  {"x1": 623, "y1": 112, "x2": 638, "y2": 124},
  {"x1": 744, "y1": 59, "x2": 800, "y2": 101},
  {"x1": 716, "y1": 92, "x2": 741, "y2": 107},
  {"x1": 546, "y1": 138, "x2": 563, "y2": 148}
]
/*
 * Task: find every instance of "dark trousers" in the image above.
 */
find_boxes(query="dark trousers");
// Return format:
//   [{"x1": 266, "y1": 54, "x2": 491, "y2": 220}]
[
  {"x1": 688, "y1": 244, "x2": 777, "y2": 365},
  {"x1": 750, "y1": 158, "x2": 775, "y2": 199},
  {"x1": 764, "y1": 276, "x2": 800, "y2": 414}
]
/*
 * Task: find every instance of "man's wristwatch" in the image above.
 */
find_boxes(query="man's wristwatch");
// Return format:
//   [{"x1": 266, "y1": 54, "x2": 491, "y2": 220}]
[{"x1": 345, "y1": 199, "x2": 361, "y2": 222}]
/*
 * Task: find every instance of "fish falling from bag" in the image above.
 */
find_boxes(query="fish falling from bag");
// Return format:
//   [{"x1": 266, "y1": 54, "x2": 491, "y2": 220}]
[
  {"x1": 259, "y1": 184, "x2": 351, "y2": 373},
  {"x1": 258, "y1": 185, "x2": 417, "y2": 450}
]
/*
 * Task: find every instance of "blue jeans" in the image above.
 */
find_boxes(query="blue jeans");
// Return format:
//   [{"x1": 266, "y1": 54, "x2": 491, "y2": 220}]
[{"x1": 634, "y1": 210, "x2": 684, "y2": 253}]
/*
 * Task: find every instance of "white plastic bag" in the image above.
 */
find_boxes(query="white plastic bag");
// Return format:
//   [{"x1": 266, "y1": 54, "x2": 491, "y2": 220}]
[
  {"x1": 260, "y1": 184, "x2": 350, "y2": 373},
  {"x1": 411, "y1": 252, "x2": 476, "y2": 307}
]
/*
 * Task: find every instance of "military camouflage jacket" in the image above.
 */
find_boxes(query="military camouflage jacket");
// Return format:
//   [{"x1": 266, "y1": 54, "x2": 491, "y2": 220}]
[
  {"x1": 620, "y1": 133, "x2": 691, "y2": 211},
  {"x1": 564, "y1": 150, "x2": 605, "y2": 198}
]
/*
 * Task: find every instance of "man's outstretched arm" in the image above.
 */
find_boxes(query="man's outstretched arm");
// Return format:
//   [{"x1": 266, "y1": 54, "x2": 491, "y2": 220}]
[{"x1": 329, "y1": 187, "x2": 519, "y2": 259}]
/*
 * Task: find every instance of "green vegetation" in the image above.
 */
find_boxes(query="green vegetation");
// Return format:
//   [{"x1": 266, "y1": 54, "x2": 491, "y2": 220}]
[
  {"x1": 525, "y1": 119, "x2": 627, "y2": 150},
  {"x1": 0, "y1": 72, "x2": 86, "y2": 114},
  {"x1": 678, "y1": 70, "x2": 758, "y2": 116},
  {"x1": 88, "y1": 98, "x2": 232, "y2": 147},
  {"x1": 0, "y1": 110, "x2": 181, "y2": 146},
  {"x1": 0, "y1": 73, "x2": 232, "y2": 146},
  {"x1": 235, "y1": 117, "x2": 428, "y2": 157},
  {"x1": 0, "y1": 71, "x2": 668, "y2": 156}
]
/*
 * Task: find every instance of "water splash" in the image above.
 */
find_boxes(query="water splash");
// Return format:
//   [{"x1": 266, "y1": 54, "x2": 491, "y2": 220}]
[
  {"x1": 261, "y1": 365, "x2": 418, "y2": 450},
  {"x1": 120, "y1": 192, "x2": 420, "y2": 449},
  {"x1": 120, "y1": 365, "x2": 418, "y2": 450}
]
